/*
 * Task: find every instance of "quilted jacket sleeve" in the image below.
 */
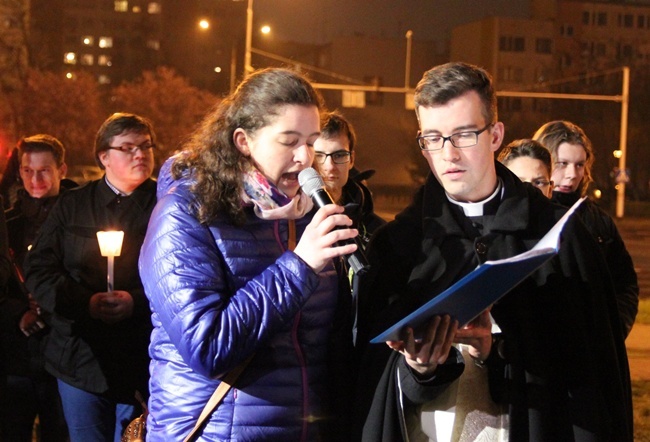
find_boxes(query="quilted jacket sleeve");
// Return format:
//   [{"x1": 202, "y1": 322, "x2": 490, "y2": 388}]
[{"x1": 139, "y1": 187, "x2": 320, "y2": 378}]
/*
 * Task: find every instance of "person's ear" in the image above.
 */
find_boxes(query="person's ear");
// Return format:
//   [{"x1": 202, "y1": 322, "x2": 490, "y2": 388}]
[
  {"x1": 233, "y1": 128, "x2": 251, "y2": 156},
  {"x1": 349, "y1": 151, "x2": 355, "y2": 169},
  {"x1": 59, "y1": 163, "x2": 68, "y2": 177},
  {"x1": 98, "y1": 151, "x2": 110, "y2": 169},
  {"x1": 489, "y1": 122, "x2": 505, "y2": 152}
]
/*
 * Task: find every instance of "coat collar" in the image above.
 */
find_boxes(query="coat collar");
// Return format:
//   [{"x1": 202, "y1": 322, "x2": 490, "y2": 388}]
[
  {"x1": 96, "y1": 176, "x2": 157, "y2": 209},
  {"x1": 417, "y1": 161, "x2": 532, "y2": 241}
]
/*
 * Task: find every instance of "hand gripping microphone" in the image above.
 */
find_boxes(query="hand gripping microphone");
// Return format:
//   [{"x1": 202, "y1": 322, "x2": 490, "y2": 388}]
[{"x1": 298, "y1": 167, "x2": 370, "y2": 274}]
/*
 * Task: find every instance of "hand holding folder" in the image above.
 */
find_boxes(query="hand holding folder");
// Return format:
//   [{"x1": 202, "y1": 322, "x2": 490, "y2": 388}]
[{"x1": 370, "y1": 197, "x2": 586, "y2": 344}]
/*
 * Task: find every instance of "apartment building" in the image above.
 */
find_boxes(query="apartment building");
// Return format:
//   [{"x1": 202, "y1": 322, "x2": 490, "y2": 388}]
[{"x1": 29, "y1": 0, "x2": 163, "y2": 86}]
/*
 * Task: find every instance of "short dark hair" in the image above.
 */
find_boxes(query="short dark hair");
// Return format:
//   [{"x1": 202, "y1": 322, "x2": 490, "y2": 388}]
[
  {"x1": 498, "y1": 139, "x2": 552, "y2": 176},
  {"x1": 17, "y1": 134, "x2": 66, "y2": 167},
  {"x1": 320, "y1": 111, "x2": 356, "y2": 152},
  {"x1": 414, "y1": 62, "x2": 497, "y2": 126},
  {"x1": 94, "y1": 113, "x2": 156, "y2": 169}
]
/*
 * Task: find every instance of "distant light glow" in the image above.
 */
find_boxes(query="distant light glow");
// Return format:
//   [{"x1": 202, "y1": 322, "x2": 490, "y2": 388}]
[
  {"x1": 64, "y1": 52, "x2": 76, "y2": 64},
  {"x1": 214, "y1": 67, "x2": 222, "y2": 73},
  {"x1": 261, "y1": 25, "x2": 271, "y2": 35},
  {"x1": 199, "y1": 19, "x2": 210, "y2": 30},
  {"x1": 65, "y1": 72, "x2": 73, "y2": 79},
  {"x1": 613, "y1": 150, "x2": 622, "y2": 158},
  {"x1": 99, "y1": 37, "x2": 113, "y2": 48},
  {"x1": 593, "y1": 189, "x2": 602, "y2": 199}
]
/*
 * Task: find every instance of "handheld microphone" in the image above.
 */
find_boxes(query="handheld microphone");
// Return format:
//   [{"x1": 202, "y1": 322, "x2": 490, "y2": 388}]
[{"x1": 298, "y1": 167, "x2": 369, "y2": 274}]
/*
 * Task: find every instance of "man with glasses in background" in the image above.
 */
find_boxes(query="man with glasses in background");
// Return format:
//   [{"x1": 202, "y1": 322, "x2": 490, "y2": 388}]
[
  {"x1": 25, "y1": 113, "x2": 157, "y2": 441},
  {"x1": 314, "y1": 111, "x2": 386, "y2": 346},
  {"x1": 314, "y1": 111, "x2": 385, "y2": 250},
  {"x1": 353, "y1": 62, "x2": 632, "y2": 441}
]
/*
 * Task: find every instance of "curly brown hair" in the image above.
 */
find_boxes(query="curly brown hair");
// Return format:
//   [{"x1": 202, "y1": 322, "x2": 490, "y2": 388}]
[{"x1": 172, "y1": 68, "x2": 324, "y2": 225}]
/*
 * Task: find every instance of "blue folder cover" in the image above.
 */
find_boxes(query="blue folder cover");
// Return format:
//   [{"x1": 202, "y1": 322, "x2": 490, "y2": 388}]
[{"x1": 370, "y1": 197, "x2": 585, "y2": 344}]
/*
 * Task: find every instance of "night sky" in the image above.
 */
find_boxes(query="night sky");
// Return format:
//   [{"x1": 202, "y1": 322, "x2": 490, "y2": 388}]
[{"x1": 255, "y1": 0, "x2": 530, "y2": 44}]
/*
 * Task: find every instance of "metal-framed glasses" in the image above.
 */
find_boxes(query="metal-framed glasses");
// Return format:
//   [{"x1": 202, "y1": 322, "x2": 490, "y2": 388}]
[
  {"x1": 108, "y1": 142, "x2": 156, "y2": 154},
  {"x1": 314, "y1": 150, "x2": 351, "y2": 164},
  {"x1": 417, "y1": 123, "x2": 493, "y2": 151}
]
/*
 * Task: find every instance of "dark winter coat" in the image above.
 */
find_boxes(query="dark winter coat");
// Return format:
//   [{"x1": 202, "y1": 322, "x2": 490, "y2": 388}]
[
  {"x1": 24, "y1": 178, "x2": 156, "y2": 402},
  {"x1": 0, "y1": 180, "x2": 76, "y2": 376},
  {"x1": 552, "y1": 191, "x2": 639, "y2": 336},
  {"x1": 341, "y1": 177, "x2": 386, "y2": 249}
]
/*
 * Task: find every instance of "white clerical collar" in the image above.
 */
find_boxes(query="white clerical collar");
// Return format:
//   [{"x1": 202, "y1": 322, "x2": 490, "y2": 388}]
[{"x1": 446, "y1": 178, "x2": 503, "y2": 217}]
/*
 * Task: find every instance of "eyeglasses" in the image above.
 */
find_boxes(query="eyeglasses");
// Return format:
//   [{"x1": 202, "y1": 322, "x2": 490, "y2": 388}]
[
  {"x1": 108, "y1": 142, "x2": 155, "y2": 154},
  {"x1": 417, "y1": 123, "x2": 493, "y2": 151},
  {"x1": 314, "y1": 150, "x2": 351, "y2": 164}
]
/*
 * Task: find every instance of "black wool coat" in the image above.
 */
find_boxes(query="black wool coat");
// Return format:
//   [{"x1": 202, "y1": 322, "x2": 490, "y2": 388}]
[{"x1": 24, "y1": 178, "x2": 156, "y2": 403}]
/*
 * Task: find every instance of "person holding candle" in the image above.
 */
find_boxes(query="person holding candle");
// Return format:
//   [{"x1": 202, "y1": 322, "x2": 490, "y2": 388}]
[{"x1": 24, "y1": 113, "x2": 157, "y2": 442}]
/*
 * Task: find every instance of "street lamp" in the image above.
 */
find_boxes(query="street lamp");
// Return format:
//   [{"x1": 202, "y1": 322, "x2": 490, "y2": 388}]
[
  {"x1": 244, "y1": 0, "x2": 253, "y2": 76},
  {"x1": 405, "y1": 30, "x2": 413, "y2": 90},
  {"x1": 244, "y1": 0, "x2": 272, "y2": 77}
]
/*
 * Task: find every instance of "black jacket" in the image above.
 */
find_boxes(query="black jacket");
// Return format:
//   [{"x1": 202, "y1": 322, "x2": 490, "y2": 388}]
[
  {"x1": 342, "y1": 178, "x2": 386, "y2": 249},
  {"x1": 355, "y1": 162, "x2": 632, "y2": 442},
  {"x1": 25, "y1": 178, "x2": 156, "y2": 402},
  {"x1": 0, "y1": 180, "x2": 77, "y2": 376},
  {"x1": 552, "y1": 191, "x2": 639, "y2": 336}
]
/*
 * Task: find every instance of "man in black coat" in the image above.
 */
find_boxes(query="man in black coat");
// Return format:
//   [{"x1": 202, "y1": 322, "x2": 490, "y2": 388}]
[
  {"x1": 0, "y1": 134, "x2": 71, "y2": 441},
  {"x1": 354, "y1": 62, "x2": 632, "y2": 441},
  {"x1": 25, "y1": 114, "x2": 157, "y2": 441}
]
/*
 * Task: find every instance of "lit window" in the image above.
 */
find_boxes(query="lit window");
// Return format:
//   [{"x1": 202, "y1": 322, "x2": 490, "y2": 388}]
[
  {"x1": 98, "y1": 55, "x2": 112, "y2": 66},
  {"x1": 82, "y1": 36, "x2": 94, "y2": 46},
  {"x1": 99, "y1": 37, "x2": 113, "y2": 48},
  {"x1": 148, "y1": 2, "x2": 161, "y2": 14},
  {"x1": 132, "y1": 6, "x2": 141, "y2": 13},
  {"x1": 80, "y1": 54, "x2": 94, "y2": 65},
  {"x1": 146, "y1": 39, "x2": 160, "y2": 50},
  {"x1": 115, "y1": 1, "x2": 128, "y2": 12},
  {"x1": 64, "y1": 52, "x2": 77, "y2": 64},
  {"x1": 98, "y1": 75, "x2": 111, "y2": 85}
]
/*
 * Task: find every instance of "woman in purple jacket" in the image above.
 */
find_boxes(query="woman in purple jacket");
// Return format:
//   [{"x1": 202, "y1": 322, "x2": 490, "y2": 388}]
[{"x1": 138, "y1": 68, "x2": 362, "y2": 441}]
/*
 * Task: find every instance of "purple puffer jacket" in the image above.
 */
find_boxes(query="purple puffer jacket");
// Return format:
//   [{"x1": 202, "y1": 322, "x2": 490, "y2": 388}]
[{"x1": 139, "y1": 160, "x2": 344, "y2": 441}]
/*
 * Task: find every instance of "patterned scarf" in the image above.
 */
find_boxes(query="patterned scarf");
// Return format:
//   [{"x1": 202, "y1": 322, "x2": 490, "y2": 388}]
[{"x1": 241, "y1": 164, "x2": 313, "y2": 220}]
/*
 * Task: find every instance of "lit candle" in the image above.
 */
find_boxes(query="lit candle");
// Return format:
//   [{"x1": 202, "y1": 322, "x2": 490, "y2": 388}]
[{"x1": 96, "y1": 231, "x2": 124, "y2": 292}]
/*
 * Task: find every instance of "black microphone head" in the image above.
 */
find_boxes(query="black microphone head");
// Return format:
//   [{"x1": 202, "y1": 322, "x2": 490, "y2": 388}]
[{"x1": 298, "y1": 167, "x2": 325, "y2": 197}]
